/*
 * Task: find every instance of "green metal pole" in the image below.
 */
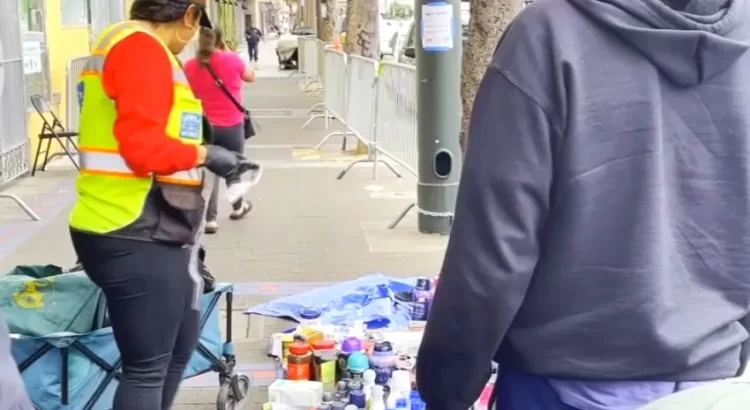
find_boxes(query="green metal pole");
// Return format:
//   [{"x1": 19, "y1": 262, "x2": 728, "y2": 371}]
[{"x1": 415, "y1": 0, "x2": 463, "y2": 234}]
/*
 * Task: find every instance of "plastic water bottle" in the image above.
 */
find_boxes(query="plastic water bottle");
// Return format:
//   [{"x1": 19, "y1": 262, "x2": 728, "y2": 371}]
[
  {"x1": 370, "y1": 385, "x2": 386, "y2": 410},
  {"x1": 411, "y1": 278, "x2": 432, "y2": 321}
]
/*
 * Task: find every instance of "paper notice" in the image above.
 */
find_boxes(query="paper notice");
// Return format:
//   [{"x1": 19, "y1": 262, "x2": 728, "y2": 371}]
[{"x1": 421, "y1": 2, "x2": 454, "y2": 51}]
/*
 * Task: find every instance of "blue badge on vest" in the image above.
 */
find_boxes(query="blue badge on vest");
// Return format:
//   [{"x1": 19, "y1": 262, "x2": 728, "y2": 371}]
[
  {"x1": 180, "y1": 112, "x2": 202, "y2": 140},
  {"x1": 77, "y1": 82, "x2": 84, "y2": 112}
]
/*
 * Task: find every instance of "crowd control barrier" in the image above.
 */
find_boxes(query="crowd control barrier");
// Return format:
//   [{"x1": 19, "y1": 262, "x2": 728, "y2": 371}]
[
  {"x1": 65, "y1": 56, "x2": 88, "y2": 134},
  {"x1": 301, "y1": 49, "x2": 454, "y2": 228},
  {"x1": 0, "y1": 0, "x2": 38, "y2": 220},
  {"x1": 298, "y1": 36, "x2": 322, "y2": 92}
]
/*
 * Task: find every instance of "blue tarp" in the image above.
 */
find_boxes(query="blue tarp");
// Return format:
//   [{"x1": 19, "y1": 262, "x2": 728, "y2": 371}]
[{"x1": 246, "y1": 274, "x2": 417, "y2": 329}]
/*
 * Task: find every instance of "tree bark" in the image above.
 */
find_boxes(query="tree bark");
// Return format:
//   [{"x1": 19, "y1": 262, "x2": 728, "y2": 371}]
[
  {"x1": 460, "y1": 0, "x2": 524, "y2": 151},
  {"x1": 320, "y1": 0, "x2": 339, "y2": 42},
  {"x1": 343, "y1": 0, "x2": 380, "y2": 59}
]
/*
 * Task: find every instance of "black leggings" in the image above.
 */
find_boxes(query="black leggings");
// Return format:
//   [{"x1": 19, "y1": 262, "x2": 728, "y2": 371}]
[
  {"x1": 70, "y1": 231, "x2": 201, "y2": 410},
  {"x1": 207, "y1": 123, "x2": 246, "y2": 221}
]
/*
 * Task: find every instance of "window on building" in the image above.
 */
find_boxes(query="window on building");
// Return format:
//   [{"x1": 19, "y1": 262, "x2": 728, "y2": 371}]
[
  {"x1": 18, "y1": 0, "x2": 51, "y2": 108},
  {"x1": 60, "y1": 0, "x2": 90, "y2": 27}
]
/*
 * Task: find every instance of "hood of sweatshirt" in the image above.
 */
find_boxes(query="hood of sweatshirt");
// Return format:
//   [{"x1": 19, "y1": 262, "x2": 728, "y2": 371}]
[{"x1": 568, "y1": 0, "x2": 749, "y2": 87}]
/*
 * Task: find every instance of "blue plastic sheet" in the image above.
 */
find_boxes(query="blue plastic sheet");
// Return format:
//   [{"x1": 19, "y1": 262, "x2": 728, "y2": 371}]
[{"x1": 247, "y1": 274, "x2": 417, "y2": 329}]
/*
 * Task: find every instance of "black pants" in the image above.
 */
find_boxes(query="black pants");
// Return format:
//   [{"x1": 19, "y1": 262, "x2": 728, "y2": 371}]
[
  {"x1": 207, "y1": 123, "x2": 246, "y2": 221},
  {"x1": 70, "y1": 231, "x2": 201, "y2": 410},
  {"x1": 248, "y1": 42, "x2": 259, "y2": 62}
]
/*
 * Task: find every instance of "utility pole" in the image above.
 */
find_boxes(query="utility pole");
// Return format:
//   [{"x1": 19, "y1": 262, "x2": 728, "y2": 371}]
[{"x1": 414, "y1": 0, "x2": 462, "y2": 234}]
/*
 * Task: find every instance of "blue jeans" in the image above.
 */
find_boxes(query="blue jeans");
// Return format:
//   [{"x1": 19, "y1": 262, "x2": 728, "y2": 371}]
[{"x1": 496, "y1": 371, "x2": 578, "y2": 410}]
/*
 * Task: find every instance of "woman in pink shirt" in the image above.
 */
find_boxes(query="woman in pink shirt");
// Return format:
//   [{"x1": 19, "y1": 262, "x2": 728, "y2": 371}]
[{"x1": 185, "y1": 28, "x2": 255, "y2": 233}]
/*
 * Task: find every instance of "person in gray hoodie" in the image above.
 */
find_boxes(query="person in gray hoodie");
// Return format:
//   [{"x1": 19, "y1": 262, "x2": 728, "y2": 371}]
[
  {"x1": 416, "y1": 0, "x2": 750, "y2": 409},
  {"x1": 0, "y1": 313, "x2": 33, "y2": 409}
]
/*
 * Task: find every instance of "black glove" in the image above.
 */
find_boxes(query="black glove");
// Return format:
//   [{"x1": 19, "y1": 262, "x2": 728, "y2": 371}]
[
  {"x1": 225, "y1": 159, "x2": 262, "y2": 184},
  {"x1": 204, "y1": 145, "x2": 246, "y2": 177}
]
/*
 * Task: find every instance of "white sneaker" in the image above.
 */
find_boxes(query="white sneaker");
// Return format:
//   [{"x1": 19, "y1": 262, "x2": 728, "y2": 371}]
[
  {"x1": 205, "y1": 220, "x2": 219, "y2": 234},
  {"x1": 230, "y1": 201, "x2": 252, "y2": 220}
]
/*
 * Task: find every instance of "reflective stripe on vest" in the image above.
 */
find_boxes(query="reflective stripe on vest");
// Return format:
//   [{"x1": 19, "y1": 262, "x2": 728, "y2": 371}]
[{"x1": 79, "y1": 150, "x2": 202, "y2": 186}]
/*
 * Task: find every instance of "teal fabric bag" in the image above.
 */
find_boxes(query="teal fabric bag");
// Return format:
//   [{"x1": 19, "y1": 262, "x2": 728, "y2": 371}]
[{"x1": 0, "y1": 265, "x2": 106, "y2": 336}]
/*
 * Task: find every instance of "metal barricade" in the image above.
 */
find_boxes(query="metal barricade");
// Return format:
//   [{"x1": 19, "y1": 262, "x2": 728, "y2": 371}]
[
  {"x1": 0, "y1": 0, "x2": 40, "y2": 220},
  {"x1": 333, "y1": 55, "x2": 401, "y2": 180},
  {"x1": 303, "y1": 49, "x2": 347, "y2": 131},
  {"x1": 66, "y1": 56, "x2": 89, "y2": 133},
  {"x1": 298, "y1": 36, "x2": 321, "y2": 87},
  {"x1": 374, "y1": 62, "x2": 418, "y2": 176},
  {"x1": 374, "y1": 62, "x2": 419, "y2": 229}
]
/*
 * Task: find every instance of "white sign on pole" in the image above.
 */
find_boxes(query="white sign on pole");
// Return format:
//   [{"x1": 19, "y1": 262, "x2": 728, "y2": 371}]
[
  {"x1": 22, "y1": 41, "x2": 43, "y2": 75},
  {"x1": 421, "y1": 2, "x2": 453, "y2": 51}
]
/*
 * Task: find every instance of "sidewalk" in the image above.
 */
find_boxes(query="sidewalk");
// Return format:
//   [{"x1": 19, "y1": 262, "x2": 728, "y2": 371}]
[{"x1": 0, "y1": 43, "x2": 447, "y2": 408}]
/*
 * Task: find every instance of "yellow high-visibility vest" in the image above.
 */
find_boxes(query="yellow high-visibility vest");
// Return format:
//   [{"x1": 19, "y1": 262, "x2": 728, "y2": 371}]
[{"x1": 69, "y1": 21, "x2": 205, "y2": 245}]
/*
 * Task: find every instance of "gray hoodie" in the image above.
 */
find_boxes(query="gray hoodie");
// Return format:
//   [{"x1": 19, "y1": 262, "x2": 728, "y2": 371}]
[
  {"x1": 0, "y1": 314, "x2": 33, "y2": 409},
  {"x1": 416, "y1": 0, "x2": 750, "y2": 408}
]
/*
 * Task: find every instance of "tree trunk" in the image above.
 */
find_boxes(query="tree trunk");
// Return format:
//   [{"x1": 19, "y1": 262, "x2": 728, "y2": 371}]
[
  {"x1": 343, "y1": 0, "x2": 380, "y2": 59},
  {"x1": 320, "y1": 0, "x2": 339, "y2": 42},
  {"x1": 460, "y1": 0, "x2": 524, "y2": 151}
]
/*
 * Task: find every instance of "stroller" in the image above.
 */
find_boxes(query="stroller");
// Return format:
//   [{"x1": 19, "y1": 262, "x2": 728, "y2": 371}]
[{"x1": 5, "y1": 262, "x2": 249, "y2": 410}]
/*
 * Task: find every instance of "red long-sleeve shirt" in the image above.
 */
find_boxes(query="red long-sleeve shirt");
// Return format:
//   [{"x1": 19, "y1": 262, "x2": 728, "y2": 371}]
[{"x1": 102, "y1": 32, "x2": 198, "y2": 176}]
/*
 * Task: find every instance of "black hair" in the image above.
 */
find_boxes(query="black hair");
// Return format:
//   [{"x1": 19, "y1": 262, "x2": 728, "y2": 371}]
[
  {"x1": 197, "y1": 27, "x2": 225, "y2": 65},
  {"x1": 130, "y1": 0, "x2": 198, "y2": 23}
]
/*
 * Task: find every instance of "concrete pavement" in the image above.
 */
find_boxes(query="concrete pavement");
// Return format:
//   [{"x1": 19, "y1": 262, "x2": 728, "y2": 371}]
[{"x1": 0, "y1": 41, "x2": 446, "y2": 408}]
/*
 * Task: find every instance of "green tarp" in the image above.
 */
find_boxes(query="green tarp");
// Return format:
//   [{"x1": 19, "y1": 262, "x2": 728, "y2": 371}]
[{"x1": 0, "y1": 265, "x2": 106, "y2": 337}]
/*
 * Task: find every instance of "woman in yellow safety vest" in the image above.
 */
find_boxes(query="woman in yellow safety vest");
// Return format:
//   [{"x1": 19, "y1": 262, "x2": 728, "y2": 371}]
[{"x1": 68, "y1": 1, "x2": 248, "y2": 408}]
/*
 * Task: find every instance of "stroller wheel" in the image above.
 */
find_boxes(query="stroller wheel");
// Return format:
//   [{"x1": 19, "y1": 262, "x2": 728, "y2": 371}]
[{"x1": 216, "y1": 374, "x2": 250, "y2": 410}]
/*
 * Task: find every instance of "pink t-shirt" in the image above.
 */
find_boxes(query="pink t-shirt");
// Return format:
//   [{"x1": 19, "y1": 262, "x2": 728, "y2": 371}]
[{"x1": 184, "y1": 51, "x2": 246, "y2": 127}]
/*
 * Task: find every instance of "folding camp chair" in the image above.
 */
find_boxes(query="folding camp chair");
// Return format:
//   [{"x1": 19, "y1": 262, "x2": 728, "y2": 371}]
[{"x1": 29, "y1": 94, "x2": 80, "y2": 176}]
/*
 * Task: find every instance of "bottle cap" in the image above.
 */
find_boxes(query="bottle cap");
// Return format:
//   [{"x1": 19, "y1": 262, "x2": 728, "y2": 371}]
[
  {"x1": 341, "y1": 337, "x2": 362, "y2": 353},
  {"x1": 347, "y1": 352, "x2": 370, "y2": 373},
  {"x1": 348, "y1": 379, "x2": 363, "y2": 391},
  {"x1": 363, "y1": 369, "x2": 376, "y2": 383},
  {"x1": 336, "y1": 381, "x2": 348, "y2": 392},
  {"x1": 349, "y1": 390, "x2": 366, "y2": 407},
  {"x1": 373, "y1": 341, "x2": 393, "y2": 353},
  {"x1": 322, "y1": 392, "x2": 334, "y2": 403},
  {"x1": 344, "y1": 405, "x2": 358, "y2": 410},
  {"x1": 415, "y1": 277, "x2": 432, "y2": 291},
  {"x1": 288, "y1": 342, "x2": 310, "y2": 355},
  {"x1": 389, "y1": 370, "x2": 411, "y2": 390},
  {"x1": 311, "y1": 339, "x2": 336, "y2": 351},
  {"x1": 299, "y1": 307, "x2": 322, "y2": 320}
]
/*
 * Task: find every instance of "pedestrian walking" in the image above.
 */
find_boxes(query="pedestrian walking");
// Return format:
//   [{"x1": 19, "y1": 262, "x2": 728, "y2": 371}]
[
  {"x1": 417, "y1": 0, "x2": 750, "y2": 409},
  {"x1": 245, "y1": 25, "x2": 263, "y2": 63},
  {"x1": 69, "y1": 1, "x2": 255, "y2": 409},
  {"x1": 0, "y1": 312, "x2": 33, "y2": 410},
  {"x1": 185, "y1": 27, "x2": 257, "y2": 234}
]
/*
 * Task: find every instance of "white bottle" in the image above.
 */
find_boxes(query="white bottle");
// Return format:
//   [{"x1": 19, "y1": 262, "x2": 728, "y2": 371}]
[
  {"x1": 362, "y1": 369, "x2": 377, "y2": 403},
  {"x1": 370, "y1": 385, "x2": 386, "y2": 410}
]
